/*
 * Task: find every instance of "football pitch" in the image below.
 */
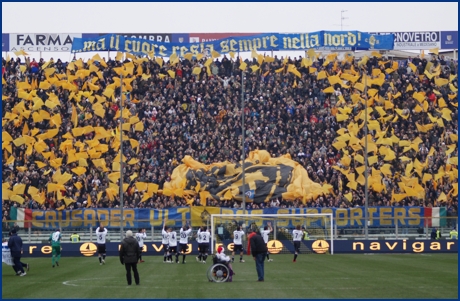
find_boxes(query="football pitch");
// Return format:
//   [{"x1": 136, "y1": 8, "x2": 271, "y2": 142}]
[{"x1": 2, "y1": 254, "x2": 457, "y2": 299}]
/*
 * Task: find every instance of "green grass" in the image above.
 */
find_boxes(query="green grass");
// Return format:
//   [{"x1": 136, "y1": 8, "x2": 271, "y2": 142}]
[{"x1": 2, "y1": 254, "x2": 458, "y2": 299}]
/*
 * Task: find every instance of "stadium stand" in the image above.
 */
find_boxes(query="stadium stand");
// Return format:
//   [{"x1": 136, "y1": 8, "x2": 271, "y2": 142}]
[{"x1": 1, "y1": 51, "x2": 458, "y2": 220}]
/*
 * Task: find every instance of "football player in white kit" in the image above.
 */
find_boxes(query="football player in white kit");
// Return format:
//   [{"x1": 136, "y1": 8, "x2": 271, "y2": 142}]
[
  {"x1": 232, "y1": 226, "x2": 245, "y2": 263},
  {"x1": 195, "y1": 226, "x2": 202, "y2": 262},
  {"x1": 197, "y1": 226, "x2": 210, "y2": 263},
  {"x1": 179, "y1": 223, "x2": 192, "y2": 264},
  {"x1": 162, "y1": 220, "x2": 170, "y2": 263},
  {"x1": 135, "y1": 228, "x2": 147, "y2": 263},
  {"x1": 95, "y1": 225, "x2": 108, "y2": 265},
  {"x1": 168, "y1": 227, "x2": 178, "y2": 263},
  {"x1": 260, "y1": 222, "x2": 273, "y2": 262},
  {"x1": 292, "y1": 225, "x2": 303, "y2": 263}
]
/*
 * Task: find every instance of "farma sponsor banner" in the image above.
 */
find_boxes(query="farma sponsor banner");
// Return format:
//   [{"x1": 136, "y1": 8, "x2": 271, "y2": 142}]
[
  {"x1": 8, "y1": 33, "x2": 82, "y2": 52},
  {"x1": 19, "y1": 206, "x2": 446, "y2": 230},
  {"x1": 71, "y1": 31, "x2": 394, "y2": 56},
  {"x1": 20, "y1": 239, "x2": 458, "y2": 257}
]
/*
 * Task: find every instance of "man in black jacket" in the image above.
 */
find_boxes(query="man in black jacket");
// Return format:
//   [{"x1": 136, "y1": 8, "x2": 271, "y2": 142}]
[
  {"x1": 119, "y1": 230, "x2": 141, "y2": 285},
  {"x1": 8, "y1": 229, "x2": 26, "y2": 276},
  {"x1": 250, "y1": 229, "x2": 268, "y2": 282}
]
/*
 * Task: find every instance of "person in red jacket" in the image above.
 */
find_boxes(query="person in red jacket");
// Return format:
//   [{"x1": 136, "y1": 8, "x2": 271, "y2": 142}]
[{"x1": 246, "y1": 229, "x2": 257, "y2": 255}]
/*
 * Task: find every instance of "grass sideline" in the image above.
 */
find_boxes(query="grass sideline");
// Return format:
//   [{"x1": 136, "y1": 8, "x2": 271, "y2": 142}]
[{"x1": 2, "y1": 254, "x2": 457, "y2": 299}]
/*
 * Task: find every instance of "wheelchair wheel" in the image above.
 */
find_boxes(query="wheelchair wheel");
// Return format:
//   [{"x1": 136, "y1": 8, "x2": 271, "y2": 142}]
[{"x1": 207, "y1": 263, "x2": 230, "y2": 282}]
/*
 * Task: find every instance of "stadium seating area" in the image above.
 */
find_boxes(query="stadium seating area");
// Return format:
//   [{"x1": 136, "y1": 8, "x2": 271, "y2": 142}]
[{"x1": 1, "y1": 51, "x2": 458, "y2": 220}]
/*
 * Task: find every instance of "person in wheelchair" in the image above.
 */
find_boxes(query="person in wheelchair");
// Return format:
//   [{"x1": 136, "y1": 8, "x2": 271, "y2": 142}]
[{"x1": 215, "y1": 246, "x2": 235, "y2": 281}]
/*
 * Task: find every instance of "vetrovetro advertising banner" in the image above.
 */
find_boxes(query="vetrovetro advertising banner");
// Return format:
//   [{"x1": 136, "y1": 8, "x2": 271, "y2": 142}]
[{"x1": 371, "y1": 31, "x2": 458, "y2": 50}]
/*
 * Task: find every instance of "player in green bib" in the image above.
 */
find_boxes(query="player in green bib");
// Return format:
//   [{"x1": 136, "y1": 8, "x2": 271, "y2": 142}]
[{"x1": 49, "y1": 229, "x2": 62, "y2": 268}]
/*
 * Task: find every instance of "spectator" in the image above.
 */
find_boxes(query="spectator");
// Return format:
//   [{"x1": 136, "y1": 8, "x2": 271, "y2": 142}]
[{"x1": 1, "y1": 52, "x2": 457, "y2": 212}]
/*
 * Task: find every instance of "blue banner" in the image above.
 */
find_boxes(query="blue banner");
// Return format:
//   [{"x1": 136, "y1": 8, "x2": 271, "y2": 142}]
[
  {"x1": 2, "y1": 33, "x2": 9, "y2": 52},
  {"x1": 21, "y1": 239, "x2": 458, "y2": 257},
  {"x1": 441, "y1": 31, "x2": 458, "y2": 50},
  {"x1": 71, "y1": 31, "x2": 394, "y2": 56},
  {"x1": 25, "y1": 207, "x2": 443, "y2": 230}
]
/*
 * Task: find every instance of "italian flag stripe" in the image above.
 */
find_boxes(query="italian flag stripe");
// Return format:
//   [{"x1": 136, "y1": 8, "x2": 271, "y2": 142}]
[
  {"x1": 16, "y1": 208, "x2": 33, "y2": 228},
  {"x1": 424, "y1": 207, "x2": 447, "y2": 227}
]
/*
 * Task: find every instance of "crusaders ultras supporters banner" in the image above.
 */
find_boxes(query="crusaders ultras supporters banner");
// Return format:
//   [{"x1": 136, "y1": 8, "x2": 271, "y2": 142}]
[{"x1": 15, "y1": 206, "x2": 446, "y2": 229}]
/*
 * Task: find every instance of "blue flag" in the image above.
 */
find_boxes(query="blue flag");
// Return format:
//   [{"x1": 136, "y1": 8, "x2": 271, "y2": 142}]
[{"x1": 245, "y1": 190, "x2": 255, "y2": 200}]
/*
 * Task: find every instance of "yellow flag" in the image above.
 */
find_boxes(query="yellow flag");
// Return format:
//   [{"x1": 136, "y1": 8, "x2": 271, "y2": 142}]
[
  {"x1": 81, "y1": 194, "x2": 90, "y2": 208},
  {"x1": 250, "y1": 65, "x2": 260, "y2": 73},
  {"x1": 192, "y1": 67, "x2": 201, "y2": 75},
  {"x1": 167, "y1": 70, "x2": 176, "y2": 79},
  {"x1": 115, "y1": 52, "x2": 123, "y2": 61},
  {"x1": 134, "y1": 122, "x2": 144, "y2": 132},
  {"x1": 10, "y1": 195, "x2": 25, "y2": 204},
  {"x1": 354, "y1": 154, "x2": 364, "y2": 165},
  {"x1": 224, "y1": 190, "x2": 233, "y2": 200},
  {"x1": 155, "y1": 57, "x2": 164, "y2": 68},
  {"x1": 204, "y1": 58, "x2": 213, "y2": 67},
  {"x1": 183, "y1": 53, "x2": 193, "y2": 61},
  {"x1": 429, "y1": 47, "x2": 439, "y2": 55},
  {"x1": 317, "y1": 71, "x2": 326, "y2": 80},
  {"x1": 344, "y1": 192, "x2": 353, "y2": 202},
  {"x1": 435, "y1": 77, "x2": 449, "y2": 87},
  {"x1": 71, "y1": 167, "x2": 87, "y2": 176},
  {"x1": 135, "y1": 182, "x2": 148, "y2": 192},
  {"x1": 437, "y1": 192, "x2": 447, "y2": 203},
  {"x1": 323, "y1": 86, "x2": 335, "y2": 94},
  {"x1": 368, "y1": 155, "x2": 378, "y2": 166},
  {"x1": 212, "y1": 50, "x2": 220, "y2": 58},
  {"x1": 140, "y1": 184, "x2": 155, "y2": 197},
  {"x1": 275, "y1": 66, "x2": 284, "y2": 73}
]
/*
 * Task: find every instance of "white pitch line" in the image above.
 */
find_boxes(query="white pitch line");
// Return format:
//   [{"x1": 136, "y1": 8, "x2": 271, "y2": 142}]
[{"x1": 61, "y1": 281, "x2": 363, "y2": 290}]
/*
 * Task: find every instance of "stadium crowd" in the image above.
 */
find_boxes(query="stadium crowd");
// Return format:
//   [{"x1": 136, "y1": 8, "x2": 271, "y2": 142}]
[{"x1": 1, "y1": 49, "x2": 458, "y2": 222}]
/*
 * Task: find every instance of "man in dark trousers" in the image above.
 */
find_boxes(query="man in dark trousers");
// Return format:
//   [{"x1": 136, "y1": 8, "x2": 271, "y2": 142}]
[
  {"x1": 431, "y1": 228, "x2": 437, "y2": 240},
  {"x1": 8, "y1": 229, "x2": 26, "y2": 276},
  {"x1": 250, "y1": 229, "x2": 268, "y2": 282},
  {"x1": 119, "y1": 230, "x2": 141, "y2": 286}
]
